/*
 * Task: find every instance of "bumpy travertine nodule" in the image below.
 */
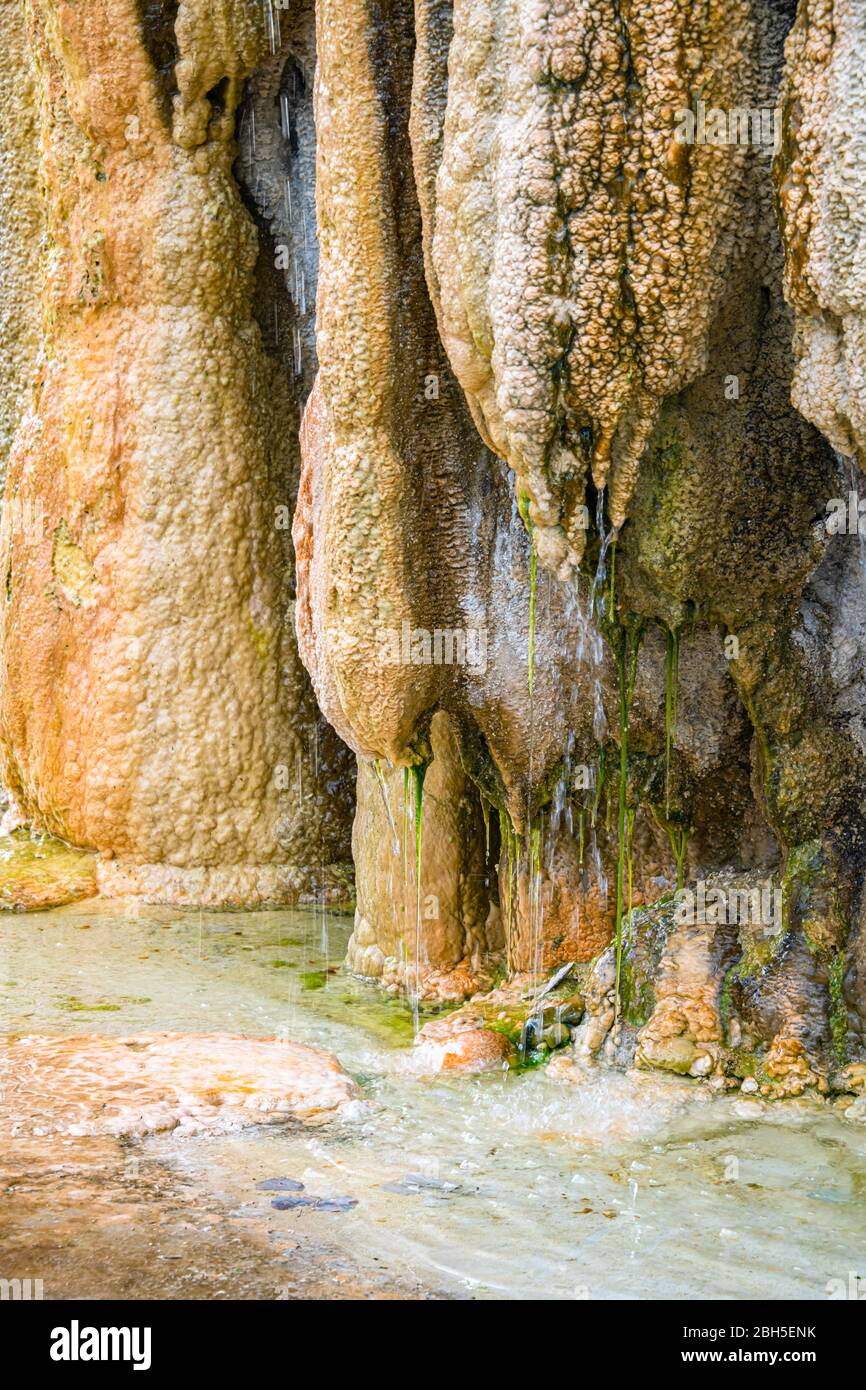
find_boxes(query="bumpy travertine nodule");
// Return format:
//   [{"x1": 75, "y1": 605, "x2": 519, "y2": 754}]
[
  {"x1": 424, "y1": 0, "x2": 760, "y2": 571},
  {"x1": 0, "y1": 1031, "x2": 360, "y2": 1138},
  {"x1": 776, "y1": 0, "x2": 866, "y2": 465}
]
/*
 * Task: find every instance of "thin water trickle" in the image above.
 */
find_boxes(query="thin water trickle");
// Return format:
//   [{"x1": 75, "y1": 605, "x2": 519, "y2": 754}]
[
  {"x1": 264, "y1": 0, "x2": 277, "y2": 55},
  {"x1": 371, "y1": 761, "x2": 400, "y2": 857},
  {"x1": 842, "y1": 451, "x2": 866, "y2": 580}
]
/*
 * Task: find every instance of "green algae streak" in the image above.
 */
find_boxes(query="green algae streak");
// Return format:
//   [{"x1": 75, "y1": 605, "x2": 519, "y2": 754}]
[{"x1": 665, "y1": 626, "x2": 681, "y2": 817}]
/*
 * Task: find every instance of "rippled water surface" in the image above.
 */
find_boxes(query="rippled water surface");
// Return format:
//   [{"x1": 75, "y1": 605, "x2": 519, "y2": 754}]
[{"x1": 3, "y1": 900, "x2": 866, "y2": 1300}]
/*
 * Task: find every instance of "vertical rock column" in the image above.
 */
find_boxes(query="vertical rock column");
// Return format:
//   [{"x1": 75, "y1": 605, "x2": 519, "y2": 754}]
[
  {"x1": 0, "y1": 0, "x2": 352, "y2": 906},
  {"x1": 347, "y1": 711, "x2": 501, "y2": 1002},
  {"x1": 0, "y1": 0, "x2": 42, "y2": 474}
]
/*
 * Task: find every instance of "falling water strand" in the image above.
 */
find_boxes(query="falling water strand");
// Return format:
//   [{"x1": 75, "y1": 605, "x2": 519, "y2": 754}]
[
  {"x1": 664, "y1": 626, "x2": 681, "y2": 818},
  {"x1": 499, "y1": 809, "x2": 518, "y2": 969},
  {"x1": 264, "y1": 0, "x2": 276, "y2": 54},
  {"x1": 370, "y1": 761, "x2": 400, "y2": 857},
  {"x1": 576, "y1": 492, "x2": 610, "y2": 749},
  {"x1": 613, "y1": 624, "x2": 644, "y2": 1027},
  {"x1": 409, "y1": 764, "x2": 427, "y2": 1033},
  {"x1": 517, "y1": 489, "x2": 536, "y2": 697},
  {"x1": 402, "y1": 767, "x2": 410, "y2": 890},
  {"x1": 531, "y1": 817, "x2": 545, "y2": 1001},
  {"x1": 515, "y1": 487, "x2": 539, "y2": 985},
  {"x1": 589, "y1": 487, "x2": 613, "y2": 622},
  {"x1": 843, "y1": 451, "x2": 866, "y2": 583}
]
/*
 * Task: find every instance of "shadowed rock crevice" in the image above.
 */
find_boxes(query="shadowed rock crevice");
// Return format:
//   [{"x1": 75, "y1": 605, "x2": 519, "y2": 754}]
[{"x1": 134, "y1": 0, "x2": 180, "y2": 126}]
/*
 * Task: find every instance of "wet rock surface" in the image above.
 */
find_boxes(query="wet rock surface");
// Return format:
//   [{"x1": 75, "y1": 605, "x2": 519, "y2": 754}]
[
  {"x1": 0, "y1": 0, "x2": 354, "y2": 904},
  {"x1": 290, "y1": 0, "x2": 866, "y2": 1070},
  {"x1": 412, "y1": 968, "x2": 587, "y2": 1072},
  {"x1": 0, "y1": 829, "x2": 97, "y2": 911},
  {"x1": 0, "y1": 1135, "x2": 431, "y2": 1300},
  {"x1": 577, "y1": 871, "x2": 864, "y2": 1097},
  {"x1": 0, "y1": 1032, "x2": 361, "y2": 1138}
]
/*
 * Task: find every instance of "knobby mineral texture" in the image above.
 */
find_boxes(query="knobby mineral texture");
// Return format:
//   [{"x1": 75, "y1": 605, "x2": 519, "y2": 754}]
[{"x1": 2, "y1": 0, "x2": 866, "y2": 1094}]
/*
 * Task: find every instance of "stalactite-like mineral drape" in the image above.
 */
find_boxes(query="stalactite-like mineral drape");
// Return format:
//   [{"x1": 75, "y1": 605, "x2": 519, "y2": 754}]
[{"x1": 294, "y1": 0, "x2": 866, "y2": 1091}]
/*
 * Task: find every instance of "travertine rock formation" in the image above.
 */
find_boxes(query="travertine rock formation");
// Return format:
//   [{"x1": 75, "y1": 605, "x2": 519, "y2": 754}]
[
  {"x1": 297, "y1": 0, "x2": 866, "y2": 1090},
  {"x1": 777, "y1": 0, "x2": 866, "y2": 464},
  {"x1": 423, "y1": 0, "x2": 762, "y2": 570},
  {"x1": 0, "y1": 1031, "x2": 360, "y2": 1137},
  {"x1": 347, "y1": 711, "x2": 500, "y2": 1001},
  {"x1": 2, "y1": 0, "x2": 866, "y2": 1094},
  {"x1": 0, "y1": 0, "x2": 352, "y2": 905},
  {"x1": 0, "y1": 0, "x2": 42, "y2": 474}
]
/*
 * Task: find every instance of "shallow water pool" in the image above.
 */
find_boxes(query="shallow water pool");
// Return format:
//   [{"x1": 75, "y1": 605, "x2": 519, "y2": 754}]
[{"x1": 3, "y1": 899, "x2": 865, "y2": 1300}]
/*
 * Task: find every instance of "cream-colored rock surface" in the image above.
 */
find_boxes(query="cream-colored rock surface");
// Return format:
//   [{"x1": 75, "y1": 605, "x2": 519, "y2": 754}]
[
  {"x1": 0, "y1": 1032, "x2": 360, "y2": 1138},
  {"x1": 577, "y1": 870, "x2": 846, "y2": 1094},
  {"x1": 297, "y1": 0, "x2": 449, "y2": 765},
  {"x1": 2, "y1": 0, "x2": 863, "y2": 1085},
  {"x1": 777, "y1": 0, "x2": 866, "y2": 463},
  {"x1": 633, "y1": 916, "x2": 737, "y2": 1079},
  {"x1": 299, "y1": 0, "x2": 818, "y2": 1020},
  {"x1": 0, "y1": 0, "x2": 42, "y2": 475},
  {"x1": 0, "y1": 1, "x2": 352, "y2": 903}
]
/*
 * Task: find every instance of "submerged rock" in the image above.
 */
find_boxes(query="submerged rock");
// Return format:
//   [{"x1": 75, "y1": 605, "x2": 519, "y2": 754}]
[
  {"x1": 271, "y1": 1194, "x2": 357, "y2": 1213},
  {"x1": 381, "y1": 1174, "x2": 461, "y2": 1196},
  {"x1": 411, "y1": 970, "x2": 586, "y2": 1073},
  {"x1": 0, "y1": 1033, "x2": 360, "y2": 1139},
  {"x1": 411, "y1": 1027, "x2": 515, "y2": 1076},
  {"x1": 0, "y1": 830, "x2": 97, "y2": 911}
]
